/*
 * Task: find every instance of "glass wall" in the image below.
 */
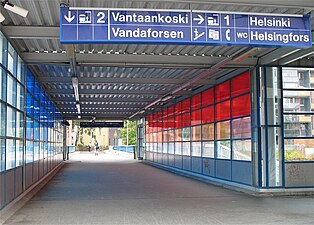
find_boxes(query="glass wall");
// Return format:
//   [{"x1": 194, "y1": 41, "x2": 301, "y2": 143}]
[
  {"x1": 25, "y1": 70, "x2": 63, "y2": 165},
  {"x1": 145, "y1": 72, "x2": 251, "y2": 184},
  {"x1": 282, "y1": 68, "x2": 314, "y2": 161},
  {"x1": 0, "y1": 32, "x2": 25, "y2": 173},
  {"x1": 0, "y1": 31, "x2": 63, "y2": 173}
]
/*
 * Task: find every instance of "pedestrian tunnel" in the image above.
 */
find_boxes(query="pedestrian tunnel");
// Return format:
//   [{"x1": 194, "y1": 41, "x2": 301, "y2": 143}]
[{"x1": 0, "y1": 0, "x2": 314, "y2": 217}]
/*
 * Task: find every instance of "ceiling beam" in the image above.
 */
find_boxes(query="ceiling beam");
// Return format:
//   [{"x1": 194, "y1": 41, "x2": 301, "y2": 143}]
[
  {"x1": 62, "y1": 115, "x2": 129, "y2": 120},
  {"x1": 48, "y1": 88, "x2": 192, "y2": 95},
  {"x1": 38, "y1": 76, "x2": 216, "y2": 85},
  {"x1": 58, "y1": 104, "x2": 143, "y2": 112},
  {"x1": 55, "y1": 98, "x2": 154, "y2": 103},
  {"x1": 2, "y1": 26, "x2": 59, "y2": 39},
  {"x1": 63, "y1": 109, "x2": 139, "y2": 113},
  {"x1": 278, "y1": 47, "x2": 314, "y2": 65},
  {"x1": 259, "y1": 48, "x2": 301, "y2": 65},
  {"x1": 22, "y1": 52, "x2": 257, "y2": 67},
  {"x1": 259, "y1": 30, "x2": 314, "y2": 65}
]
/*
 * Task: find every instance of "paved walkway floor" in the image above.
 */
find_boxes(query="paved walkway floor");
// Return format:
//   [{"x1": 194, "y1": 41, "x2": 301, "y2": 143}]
[{"x1": 4, "y1": 152, "x2": 314, "y2": 224}]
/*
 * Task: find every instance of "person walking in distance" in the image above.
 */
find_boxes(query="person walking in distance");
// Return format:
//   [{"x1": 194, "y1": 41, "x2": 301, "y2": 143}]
[
  {"x1": 95, "y1": 140, "x2": 99, "y2": 156},
  {"x1": 88, "y1": 141, "x2": 91, "y2": 152}
]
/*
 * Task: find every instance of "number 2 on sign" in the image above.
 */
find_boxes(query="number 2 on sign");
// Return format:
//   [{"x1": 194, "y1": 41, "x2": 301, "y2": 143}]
[
  {"x1": 97, "y1": 12, "x2": 106, "y2": 23},
  {"x1": 224, "y1": 15, "x2": 230, "y2": 26}
]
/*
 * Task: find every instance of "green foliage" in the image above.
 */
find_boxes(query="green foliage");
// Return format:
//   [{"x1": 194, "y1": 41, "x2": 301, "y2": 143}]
[
  {"x1": 119, "y1": 121, "x2": 137, "y2": 145},
  {"x1": 283, "y1": 150, "x2": 314, "y2": 161},
  {"x1": 285, "y1": 150, "x2": 305, "y2": 161}
]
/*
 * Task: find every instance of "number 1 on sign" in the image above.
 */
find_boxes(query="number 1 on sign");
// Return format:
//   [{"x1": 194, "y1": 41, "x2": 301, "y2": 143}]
[{"x1": 224, "y1": 15, "x2": 230, "y2": 26}]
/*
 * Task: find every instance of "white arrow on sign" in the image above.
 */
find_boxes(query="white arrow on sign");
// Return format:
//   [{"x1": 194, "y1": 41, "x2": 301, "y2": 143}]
[
  {"x1": 193, "y1": 15, "x2": 205, "y2": 25},
  {"x1": 64, "y1": 11, "x2": 75, "y2": 23}
]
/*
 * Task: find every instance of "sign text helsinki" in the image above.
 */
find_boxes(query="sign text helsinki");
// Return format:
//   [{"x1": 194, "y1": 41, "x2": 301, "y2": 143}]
[{"x1": 60, "y1": 8, "x2": 312, "y2": 47}]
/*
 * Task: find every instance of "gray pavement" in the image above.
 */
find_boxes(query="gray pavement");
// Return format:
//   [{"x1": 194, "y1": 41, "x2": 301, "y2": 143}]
[{"x1": 4, "y1": 152, "x2": 314, "y2": 225}]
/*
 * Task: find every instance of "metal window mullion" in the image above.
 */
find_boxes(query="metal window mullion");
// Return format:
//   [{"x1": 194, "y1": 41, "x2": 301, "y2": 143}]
[
  {"x1": 263, "y1": 66, "x2": 269, "y2": 188},
  {"x1": 278, "y1": 66, "x2": 285, "y2": 187},
  {"x1": 254, "y1": 67, "x2": 262, "y2": 188}
]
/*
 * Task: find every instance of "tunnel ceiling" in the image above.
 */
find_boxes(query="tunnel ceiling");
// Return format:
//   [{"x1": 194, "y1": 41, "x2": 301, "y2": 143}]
[{"x1": 0, "y1": 0, "x2": 313, "y2": 120}]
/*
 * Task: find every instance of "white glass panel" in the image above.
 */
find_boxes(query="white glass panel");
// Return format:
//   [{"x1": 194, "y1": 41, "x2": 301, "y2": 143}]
[
  {"x1": 191, "y1": 142, "x2": 201, "y2": 156},
  {"x1": 233, "y1": 140, "x2": 251, "y2": 161},
  {"x1": 202, "y1": 141, "x2": 214, "y2": 158},
  {"x1": 217, "y1": 140, "x2": 231, "y2": 159},
  {"x1": 182, "y1": 142, "x2": 190, "y2": 156},
  {"x1": 6, "y1": 139, "x2": 15, "y2": 169},
  {"x1": 6, "y1": 107, "x2": 15, "y2": 137},
  {"x1": 16, "y1": 140, "x2": 23, "y2": 167}
]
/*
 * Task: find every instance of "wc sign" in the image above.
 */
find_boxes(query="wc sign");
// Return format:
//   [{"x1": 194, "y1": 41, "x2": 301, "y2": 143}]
[{"x1": 60, "y1": 7, "x2": 312, "y2": 47}]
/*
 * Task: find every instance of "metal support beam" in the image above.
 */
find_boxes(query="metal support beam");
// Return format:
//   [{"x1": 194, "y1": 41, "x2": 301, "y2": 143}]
[
  {"x1": 38, "y1": 76, "x2": 216, "y2": 85},
  {"x1": 2, "y1": 26, "x2": 59, "y2": 39},
  {"x1": 22, "y1": 52, "x2": 257, "y2": 67},
  {"x1": 48, "y1": 88, "x2": 192, "y2": 95},
  {"x1": 63, "y1": 106, "x2": 141, "y2": 113},
  {"x1": 55, "y1": 98, "x2": 154, "y2": 104},
  {"x1": 278, "y1": 47, "x2": 314, "y2": 65},
  {"x1": 259, "y1": 48, "x2": 301, "y2": 65},
  {"x1": 259, "y1": 30, "x2": 314, "y2": 65}
]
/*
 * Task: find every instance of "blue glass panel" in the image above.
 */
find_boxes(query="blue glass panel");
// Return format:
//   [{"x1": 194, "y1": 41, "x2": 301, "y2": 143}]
[
  {"x1": 26, "y1": 117, "x2": 33, "y2": 140},
  {"x1": 34, "y1": 120, "x2": 40, "y2": 141},
  {"x1": 34, "y1": 80, "x2": 40, "y2": 101},
  {"x1": 26, "y1": 70, "x2": 34, "y2": 94},
  {"x1": 43, "y1": 126, "x2": 48, "y2": 140},
  {"x1": 26, "y1": 93, "x2": 34, "y2": 117},
  {"x1": 40, "y1": 86, "x2": 45, "y2": 107},
  {"x1": 34, "y1": 100, "x2": 40, "y2": 120}
]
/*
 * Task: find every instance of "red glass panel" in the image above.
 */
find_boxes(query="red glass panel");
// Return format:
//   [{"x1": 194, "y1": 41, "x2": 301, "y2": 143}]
[
  {"x1": 232, "y1": 94, "x2": 251, "y2": 118},
  {"x1": 202, "y1": 88, "x2": 214, "y2": 106},
  {"x1": 231, "y1": 71, "x2": 250, "y2": 97},
  {"x1": 174, "y1": 115, "x2": 178, "y2": 128},
  {"x1": 215, "y1": 81, "x2": 230, "y2": 103},
  {"x1": 191, "y1": 109, "x2": 202, "y2": 126},
  {"x1": 175, "y1": 115, "x2": 182, "y2": 129},
  {"x1": 168, "y1": 116, "x2": 175, "y2": 129},
  {"x1": 162, "y1": 108, "x2": 168, "y2": 119},
  {"x1": 166, "y1": 119, "x2": 169, "y2": 130},
  {"x1": 191, "y1": 93, "x2": 202, "y2": 110},
  {"x1": 202, "y1": 106, "x2": 214, "y2": 124},
  {"x1": 215, "y1": 100, "x2": 230, "y2": 121},
  {"x1": 181, "y1": 98, "x2": 190, "y2": 114},
  {"x1": 152, "y1": 113, "x2": 156, "y2": 123},
  {"x1": 168, "y1": 105, "x2": 175, "y2": 117},
  {"x1": 163, "y1": 117, "x2": 168, "y2": 130},
  {"x1": 182, "y1": 113, "x2": 191, "y2": 127},
  {"x1": 175, "y1": 102, "x2": 182, "y2": 114},
  {"x1": 156, "y1": 122, "x2": 162, "y2": 131},
  {"x1": 157, "y1": 111, "x2": 163, "y2": 121}
]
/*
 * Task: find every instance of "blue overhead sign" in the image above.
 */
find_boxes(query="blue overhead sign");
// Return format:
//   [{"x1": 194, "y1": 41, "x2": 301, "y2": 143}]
[{"x1": 60, "y1": 7, "x2": 312, "y2": 47}]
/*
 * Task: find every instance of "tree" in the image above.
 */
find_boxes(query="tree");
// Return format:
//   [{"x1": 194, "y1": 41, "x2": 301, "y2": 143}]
[{"x1": 119, "y1": 120, "x2": 137, "y2": 145}]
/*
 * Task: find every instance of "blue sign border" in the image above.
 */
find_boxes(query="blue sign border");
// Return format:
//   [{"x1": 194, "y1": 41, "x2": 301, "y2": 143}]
[{"x1": 60, "y1": 7, "x2": 312, "y2": 48}]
